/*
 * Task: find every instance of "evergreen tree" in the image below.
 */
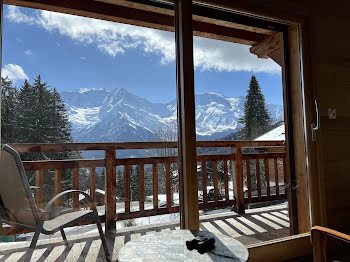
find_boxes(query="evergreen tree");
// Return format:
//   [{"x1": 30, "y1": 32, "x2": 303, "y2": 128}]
[
  {"x1": 238, "y1": 75, "x2": 271, "y2": 140},
  {"x1": 17, "y1": 79, "x2": 37, "y2": 143},
  {"x1": 1, "y1": 77, "x2": 18, "y2": 143},
  {"x1": 16, "y1": 76, "x2": 79, "y2": 161},
  {"x1": 8, "y1": 75, "x2": 85, "y2": 202},
  {"x1": 32, "y1": 75, "x2": 53, "y2": 143}
]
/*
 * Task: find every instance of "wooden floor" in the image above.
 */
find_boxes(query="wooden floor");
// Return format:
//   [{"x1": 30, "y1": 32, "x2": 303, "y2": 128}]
[{"x1": 0, "y1": 204, "x2": 290, "y2": 261}]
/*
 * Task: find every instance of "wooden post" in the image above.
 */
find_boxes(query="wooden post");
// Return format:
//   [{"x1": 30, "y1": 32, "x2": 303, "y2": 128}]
[
  {"x1": 105, "y1": 149, "x2": 116, "y2": 235},
  {"x1": 274, "y1": 158, "x2": 280, "y2": 196},
  {"x1": 165, "y1": 163, "x2": 172, "y2": 209},
  {"x1": 213, "y1": 161, "x2": 218, "y2": 204},
  {"x1": 201, "y1": 161, "x2": 207, "y2": 204},
  {"x1": 232, "y1": 147, "x2": 245, "y2": 213},
  {"x1": 138, "y1": 165, "x2": 144, "y2": 212},
  {"x1": 175, "y1": 0, "x2": 199, "y2": 230},
  {"x1": 54, "y1": 169, "x2": 62, "y2": 206},
  {"x1": 311, "y1": 229, "x2": 327, "y2": 262},
  {"x1": 264, "y1": 158, "x2": 270, "y2": 198},
  {"x1": 256, "y1": 158, "x2": 262, "y2": 199},
  {"x1": 124, "y1": 165, "x2": 130, "y2": 214},
  {"x1": 246, "y1": 160, "x2": 252, "y2": 202},
  {"x1": 224, "y1": 160, "x2": 229, "y2": 201},
  {"x1": 72, "y1": 168, "x2": 79, "y2": 208},
  {"x1": 152, "y1": 164, "x2": 158, "y2": 210},
  {"x1": 89, "y1": 167, "x2": 96, "y2": 209},
  {"x1": 35, "y1": 170, "x2": 43, "y2": 208}
]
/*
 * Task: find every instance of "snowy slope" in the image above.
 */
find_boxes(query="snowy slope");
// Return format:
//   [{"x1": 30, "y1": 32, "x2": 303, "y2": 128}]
[{"x1": 61, "y1": 88, "x2": 284, "y2": 143}]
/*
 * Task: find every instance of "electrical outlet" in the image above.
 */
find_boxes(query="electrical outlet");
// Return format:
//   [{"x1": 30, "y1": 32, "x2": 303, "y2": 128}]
[{"x1": 328, "y1": 108, "x2": 336, "y2": 119}]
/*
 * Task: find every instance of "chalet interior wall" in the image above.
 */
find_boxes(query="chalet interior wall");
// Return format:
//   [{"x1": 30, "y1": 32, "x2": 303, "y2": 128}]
[{"x1": 308, "y1": 1, "x2": 350, "y2": 231}]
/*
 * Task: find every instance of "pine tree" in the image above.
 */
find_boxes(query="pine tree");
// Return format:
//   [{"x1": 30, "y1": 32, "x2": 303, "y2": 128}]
[
  {"x1": 17, "y1": 79, "x2": 37, "y2": 144},
  {"x1": 32, "y1": 75, "x2": 53, "y2": 144},
  {"x1": 1, "y1": 77, "x2": 18, "y2": 143},
  {"x1": 238, "y1": 75, "x2": 271, "y2": 140}
]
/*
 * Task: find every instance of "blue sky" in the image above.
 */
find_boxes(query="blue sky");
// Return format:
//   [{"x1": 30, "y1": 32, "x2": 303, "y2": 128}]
[{"x1": 2, "y1": 5, "x2": 283, "y2": 105}]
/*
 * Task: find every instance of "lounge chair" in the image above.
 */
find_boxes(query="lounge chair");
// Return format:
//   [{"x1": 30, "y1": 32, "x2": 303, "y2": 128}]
[{"x1": 0, "y1": 145, "x2": 111, "y2": 261}]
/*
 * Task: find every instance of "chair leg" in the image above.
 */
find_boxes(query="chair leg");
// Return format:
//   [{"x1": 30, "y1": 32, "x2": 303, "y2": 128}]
[
  {"x1": 30, "y1": 223, "x2": 43, "y2": 249},
  {"x1": 60, "y1": 228, "x2": 69, "y2": 246},
  {"x1": 25, "y1": 223, "x2": 43, "y2": 261},
  {"x1": 94, "y1": 211, "x2": 111, "y2": 261}
]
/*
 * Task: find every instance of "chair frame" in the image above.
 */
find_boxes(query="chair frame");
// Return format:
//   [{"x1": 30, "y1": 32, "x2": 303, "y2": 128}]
[
  {"x1": 0, "y1": 145, "x2": 111, "y2": 261},
  {"x1": 311, "y1": 226, "x2": 350, "y2": 262}
]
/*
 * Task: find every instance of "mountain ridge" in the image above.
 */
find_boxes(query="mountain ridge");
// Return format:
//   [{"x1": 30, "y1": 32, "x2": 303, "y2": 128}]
[{"x1": 61, "y1": 88, "x2": 284, "y2": 143}]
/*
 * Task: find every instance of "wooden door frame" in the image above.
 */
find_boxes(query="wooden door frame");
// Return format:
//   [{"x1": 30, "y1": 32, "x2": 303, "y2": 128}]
[{"x1": 1, "y1": 2, "x2": 322, "y2": 257}]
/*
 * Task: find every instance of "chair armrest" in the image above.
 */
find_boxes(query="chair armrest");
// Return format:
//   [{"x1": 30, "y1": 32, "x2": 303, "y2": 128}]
[
  {"x1": 312, "y1": 226, "x2": 350, "y2": 244},
  {"x1": 44, "y1": 190, "x2": 95, "y2": 214}
]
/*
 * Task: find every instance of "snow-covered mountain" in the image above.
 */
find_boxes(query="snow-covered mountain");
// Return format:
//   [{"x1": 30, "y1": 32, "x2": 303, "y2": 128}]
[{"x1": 61, "y1": 88, "x2": 284, "y2": 143}]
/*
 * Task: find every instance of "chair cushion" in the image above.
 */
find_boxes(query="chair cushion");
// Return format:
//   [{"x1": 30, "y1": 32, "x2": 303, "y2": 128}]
[{"x1": 43, "y1": 209, "x2": 93, "y2": 232}]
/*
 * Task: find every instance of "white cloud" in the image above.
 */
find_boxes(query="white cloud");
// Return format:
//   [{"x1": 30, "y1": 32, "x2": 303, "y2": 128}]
[
  {"x1": 1, "y1": 64, "x2": 28, "y2": 82},
  {"x1": 6, "y1": 5, "x2": 36, "y2": 24},
  {"x1": 80, "y1": 56, "x2": 87, "y2": 60},
  {"x1": 24, "y1": 49, "x2": 33, "y2": 55},
  {"x1": 6, "y1": 6, "x2": 280, "y2": 73}
]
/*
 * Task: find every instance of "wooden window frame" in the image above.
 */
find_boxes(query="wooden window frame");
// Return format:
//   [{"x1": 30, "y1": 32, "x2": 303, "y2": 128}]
[{"x1": 1, "y1": 0, "x2": 319, "y2": 260}]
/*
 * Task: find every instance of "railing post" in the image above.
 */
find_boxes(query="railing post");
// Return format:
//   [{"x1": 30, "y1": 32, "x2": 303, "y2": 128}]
[
  {"x1": 54, "y1": 169, "x2": 62, "y2": 207},
  {"x1": 105, "y1": 149, "x2": 116, "y2": 235},
  {"x1": 232, "y1": 147, "x2": 245, "y2": 214},
  {"x1": 89, "y1": 167, "x2": 96, "y2": 209},
  {"x1": 138, "y1": 165, "x2": 145, "y2": 212},
  {"x1": 35, "y1": 170, "x2": 43, "y2": 208},
  {"x1": 72, "y1": 168, "x2": 79, "y2": 208}
]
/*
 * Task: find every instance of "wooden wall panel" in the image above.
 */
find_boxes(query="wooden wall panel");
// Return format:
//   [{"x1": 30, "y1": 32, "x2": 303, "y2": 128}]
[{"x1": 309, "y1": 2, "x2": 350, "y2": 232}]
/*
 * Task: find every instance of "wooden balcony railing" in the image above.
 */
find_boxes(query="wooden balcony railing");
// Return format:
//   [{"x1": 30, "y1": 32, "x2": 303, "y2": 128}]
[{"x1": 2, "y1": 141, "x2": 288, "y2": 236}]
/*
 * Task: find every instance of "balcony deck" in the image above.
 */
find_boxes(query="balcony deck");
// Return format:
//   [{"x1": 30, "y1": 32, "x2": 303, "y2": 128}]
[{"x1": 0, "y1": 203, "x2": 289, "y2": 261}]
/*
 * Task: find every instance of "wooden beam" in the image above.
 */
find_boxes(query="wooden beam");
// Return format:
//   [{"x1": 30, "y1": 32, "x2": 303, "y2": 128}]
[
  {"x1": 175, "y1": 0, "x2": 199, "y2": 230},
  {"x1": 193, "y1": 20, "x2": 267, "y2": 45},
  {"x1": 248, "y1": 233, "x2": 312, "y2": 262},
  {"x1": 250, "y1": 32, "x2": 283, "y2": 65},
  {"x1": 9, "y1": 140, "x2": 284, "y2": 152},
  {"x1": 105, "y1": 149, "x2": 116, "y2": 234},
  {"x1": 97, "y1": 1, "x2": 277, "y2": 35},
  {"x1": 5, "y1": 0, "x2": 269, "y2": 46}
]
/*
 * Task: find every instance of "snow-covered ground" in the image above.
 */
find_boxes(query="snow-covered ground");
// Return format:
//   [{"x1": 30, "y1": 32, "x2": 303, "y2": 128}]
[{"x1": 255, "y1": 124, "x2": 285, "y2": 141}]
